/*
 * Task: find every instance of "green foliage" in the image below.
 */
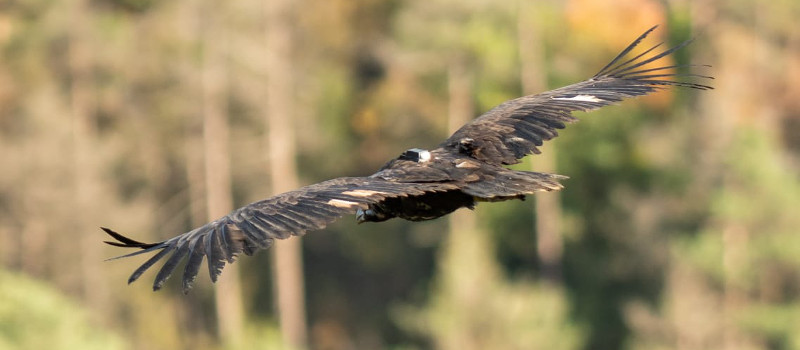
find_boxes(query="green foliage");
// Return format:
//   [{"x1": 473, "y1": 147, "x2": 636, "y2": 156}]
[
  {"x1": 400, "y1": 281, "x2": 584, "y2": 350},
  {"x1": 638, "y1": 127, "x2": 800, "y2": 350},
  {"x1": 0, "y1": 270, "x2": 128, "y2": 350},
  {"x1": 395, "y1": 214, "x2": 584, "y2": 350},
  {"x1": 738, "y1": 303, "x2": 800, "y2": 347},
  {"x1": 673, "y1": 229, "x2": 725, "y2": 283},
  {"x1": 1, "y1": 0, "x2": 797, "y2": 349},
  {"x1": 713, "y1": 129, "x2": 800, "y2": 345},
  {"x1": 224, "y1": 320, "x2": 287, "y2": 350}
]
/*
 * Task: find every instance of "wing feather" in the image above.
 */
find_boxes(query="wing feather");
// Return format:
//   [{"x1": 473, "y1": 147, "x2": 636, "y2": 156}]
[
  {"x1": 437, "y1": 25, "x2": 712, "y2": 165},
  {"x1": 128, "y1": 245, "x2": 174, "y2": 285},
  {"x1": 104, "y1": 177, "x2": 459, "y2": 293},
  {"x1": 153, "y1": 244, "x2": 190, "y2": 291},
  {"x1": 218, "y1": 224, "x2": 240, "y2": 262},
  {"x1": 182, "y1": 239, "x2": 205, "y2": 292},
  {"x1": 206, "y1": 226, "x2": 226, "y2": 283}
]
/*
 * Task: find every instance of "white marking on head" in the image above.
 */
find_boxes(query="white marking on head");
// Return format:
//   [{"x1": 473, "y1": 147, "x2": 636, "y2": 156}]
[
  {"x1": 327, "y1": 199, "x2": 359, "y2": 208},
  {"x1": 418, "y1": 150, "x2": 431, "y2": 162},
  {"x1": 342, "y1": 190, "x2": 383, "y2": 197},
  {"x1": 552, "y1": 94, "x2": 603, "y2": 103},
  {"x1": 400, "y1": 148, "x2": 432, "y2": 163}
]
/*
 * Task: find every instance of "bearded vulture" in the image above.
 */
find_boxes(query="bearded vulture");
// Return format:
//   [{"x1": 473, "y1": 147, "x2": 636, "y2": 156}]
[{"x1": 103, "y1": 26, "x2": 712, "y2": 293}]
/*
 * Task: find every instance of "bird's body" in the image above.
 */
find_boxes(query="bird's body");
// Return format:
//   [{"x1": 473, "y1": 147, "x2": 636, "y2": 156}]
[
  {"x1": 104, "y1": 26, "x2": 712, "y2": 293},
  {"x1": 360, "y1": 149, "x2": 565, "y2": 222}
]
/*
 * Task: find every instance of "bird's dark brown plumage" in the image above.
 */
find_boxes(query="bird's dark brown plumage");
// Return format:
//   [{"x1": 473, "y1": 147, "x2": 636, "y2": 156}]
[{"x1": 104, "y1": 26, "x2": 712, "y2": 293}]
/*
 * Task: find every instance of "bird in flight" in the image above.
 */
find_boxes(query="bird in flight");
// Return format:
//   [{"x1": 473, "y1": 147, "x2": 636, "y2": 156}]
[{"x1": 104, "y1": 26, "x2": 712, "y2": 293}]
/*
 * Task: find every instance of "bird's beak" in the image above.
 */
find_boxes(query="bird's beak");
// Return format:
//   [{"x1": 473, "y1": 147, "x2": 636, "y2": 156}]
[{"x1": 356, "y1": 209, "x2": 366, "y2": 224}]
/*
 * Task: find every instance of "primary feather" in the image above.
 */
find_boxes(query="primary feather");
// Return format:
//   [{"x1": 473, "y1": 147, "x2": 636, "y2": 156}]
[{"x1": 440, "y1": 26, "x2": 711, "y2": 165}]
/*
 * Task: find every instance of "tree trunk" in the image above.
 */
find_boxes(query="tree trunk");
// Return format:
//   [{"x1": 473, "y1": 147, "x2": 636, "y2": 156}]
[
  {"x1": 518, "y1": 3, "x2": 563, "y2": 282},
  {"x1": 264, "y1": 0, "x2": 308, "y2": 348},
  {"x1": 69, "y1": 0, "x2": 109, "y2": 311},
  {"x1": 200, "y1": 5, "x2": 244, "y2": 345},
  {"x1": 439, "y1": 54, "x2": 495, "y2": 350}
]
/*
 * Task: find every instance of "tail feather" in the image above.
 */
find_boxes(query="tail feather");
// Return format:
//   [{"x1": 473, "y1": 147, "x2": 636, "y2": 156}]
[{"x1": 463, "y1": 170, "x2": 567, "y2": 200}]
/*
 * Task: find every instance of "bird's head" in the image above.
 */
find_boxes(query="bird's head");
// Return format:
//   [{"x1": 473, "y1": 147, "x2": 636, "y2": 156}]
[
  {"x1": 356, "y1": 207, "x2": 392, "y2": 223},
  {"x1": 356, "y1": 208, "x2": 368, "y2": 223}
]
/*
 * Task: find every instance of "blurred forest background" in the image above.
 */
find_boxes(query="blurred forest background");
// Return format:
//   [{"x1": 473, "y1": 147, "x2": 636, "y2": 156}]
[{"x1": 1, "y1": 0, "x2": 799, "y2": 349}]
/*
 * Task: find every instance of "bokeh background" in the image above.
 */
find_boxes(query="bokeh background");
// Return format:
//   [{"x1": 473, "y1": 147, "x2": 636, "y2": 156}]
[{"x1": 1, "y1": 0, "x2": 799, "y2": 349}]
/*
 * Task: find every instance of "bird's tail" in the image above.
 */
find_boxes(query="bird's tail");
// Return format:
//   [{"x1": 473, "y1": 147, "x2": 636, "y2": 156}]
[{"x1": 464, "y1": 170, "x2": 567, "y2": 201}]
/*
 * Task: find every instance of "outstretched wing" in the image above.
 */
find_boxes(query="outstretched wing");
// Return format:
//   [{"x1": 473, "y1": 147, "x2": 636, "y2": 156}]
[
  {"x1": 104, "y1": 177, "x2": 459, "y2": 293},
  {"x1": 438, "y1": 25, "x2": 712, "y2": 165}
]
